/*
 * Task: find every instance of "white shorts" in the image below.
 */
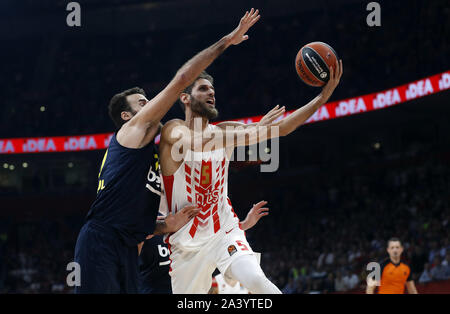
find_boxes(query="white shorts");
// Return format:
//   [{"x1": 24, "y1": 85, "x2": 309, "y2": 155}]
[{"x1": 168, "y1": 227, "x2": 255, "y2": 294}]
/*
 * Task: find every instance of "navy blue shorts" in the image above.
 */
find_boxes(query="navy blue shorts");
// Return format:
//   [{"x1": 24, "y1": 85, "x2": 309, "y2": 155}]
[
  {"x1": 74, "y1": 220, "x2": 139, "y2": 294},
  {"x1": 138, "y1": 277, "x2": 172, "y2": 294}
]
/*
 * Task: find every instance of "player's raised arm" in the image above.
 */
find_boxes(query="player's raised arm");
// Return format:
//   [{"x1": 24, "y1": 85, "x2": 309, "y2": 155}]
[
  {"x1": 160, "y1": 104, "x2": 285, "y2": 153},
  {"x1": 120, "y1": 9, "x2": 262, "y2": 148},
  {"x1": 211, "y1": 60, "x2": 342, "y2": 147},
  {"x1": 276, "y1": 59, "x2": 343, "y2": 137}
]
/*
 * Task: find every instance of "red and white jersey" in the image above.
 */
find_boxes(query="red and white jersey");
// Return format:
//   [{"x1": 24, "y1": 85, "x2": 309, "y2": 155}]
[{"x1": 161, "y1": 130, "x2": 240, "y2": 251}]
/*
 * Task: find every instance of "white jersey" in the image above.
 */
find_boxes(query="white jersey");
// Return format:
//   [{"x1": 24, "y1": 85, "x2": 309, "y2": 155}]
[{"x1": 162, "y1": 126, "x2": 240, "y2": 251}]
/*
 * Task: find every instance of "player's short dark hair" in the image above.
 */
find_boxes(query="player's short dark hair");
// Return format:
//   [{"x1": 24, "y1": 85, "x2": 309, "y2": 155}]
[
  {"x1": 108, "y1": 87, "x2": 146, "y2": 128},
  {"x1": 387, "y1": 237, "x2": 402, "y2": 247},
  {"x1": 179, "y1": 71, "x2": 214, "y2": 112}
]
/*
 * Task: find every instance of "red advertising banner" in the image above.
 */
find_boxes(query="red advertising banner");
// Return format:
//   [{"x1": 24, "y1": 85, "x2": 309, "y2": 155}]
[{"x1": 1, "y1": 71, "x2": 449, "y2": 154}]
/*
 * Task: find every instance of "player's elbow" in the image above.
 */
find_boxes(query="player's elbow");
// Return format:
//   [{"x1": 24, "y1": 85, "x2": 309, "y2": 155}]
[{"x1": 173, "y1": 70, "x2": 190, "y2": 89}]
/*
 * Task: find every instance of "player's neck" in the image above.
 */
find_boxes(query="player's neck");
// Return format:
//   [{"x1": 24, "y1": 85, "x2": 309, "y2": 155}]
[{"x1": 185, "y1": 111, "x2": 209, "y2": 130}]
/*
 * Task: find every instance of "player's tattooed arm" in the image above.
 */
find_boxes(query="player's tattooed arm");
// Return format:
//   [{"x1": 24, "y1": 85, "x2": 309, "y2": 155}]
[
  {"x1": 152, "y1": 205, "x2": 200, "y2": 235},
  {"x1": 239, "y1": 200, "x2": 269, "y2": 231}
]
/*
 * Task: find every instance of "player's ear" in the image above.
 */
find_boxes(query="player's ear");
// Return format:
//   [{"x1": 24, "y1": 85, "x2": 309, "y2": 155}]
[
  {"x1": 180, "y1": 93, "x2": 190, "y2": 107},
  {"x1": 121, "y1": 111, "x2": 133, "y2": 121}
]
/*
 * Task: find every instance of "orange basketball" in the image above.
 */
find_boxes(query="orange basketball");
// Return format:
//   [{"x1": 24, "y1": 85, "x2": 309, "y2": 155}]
[{"x1": 295, "y1": 42, "x2": 339, "y2": 87}]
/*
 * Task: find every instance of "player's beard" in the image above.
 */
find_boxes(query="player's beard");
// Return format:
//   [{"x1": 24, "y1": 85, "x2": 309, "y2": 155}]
[{"x1": 190, "y1": 96, "x2": 219, "y2": 120}]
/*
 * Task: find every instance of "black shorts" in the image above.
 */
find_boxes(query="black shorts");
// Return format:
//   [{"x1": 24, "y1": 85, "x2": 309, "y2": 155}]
[{"x1": 74, "y1": 220, "x2": 139, "y2": 294}]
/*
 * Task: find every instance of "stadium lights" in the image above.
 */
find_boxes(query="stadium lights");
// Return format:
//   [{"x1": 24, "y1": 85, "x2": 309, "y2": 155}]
[
  {"x1": 68, "y1": 162, "x2": 74, "y2": 168},
  {"x1": 40, "y1": 106, "x2": 46, "y2": 112},
  {"x1": 3, "y1": 163, "x2": 8, "y2": 169},
  {"x1": 9, "y1": 165, "x2": 15, "y2": 170},
  {"x1": 22, "y1": 162, "x2": 28, "y2": 168}
]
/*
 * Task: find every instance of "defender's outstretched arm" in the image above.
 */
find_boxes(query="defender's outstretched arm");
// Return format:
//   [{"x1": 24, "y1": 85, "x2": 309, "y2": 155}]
[{"x1": 128, "y1": 9, "x2": 262, "y2": 132}]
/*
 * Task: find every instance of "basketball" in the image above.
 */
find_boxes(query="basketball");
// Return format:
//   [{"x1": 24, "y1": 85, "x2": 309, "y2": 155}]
[{"x1": 295, "y1": 42, "x2": 339, "y2": 87}]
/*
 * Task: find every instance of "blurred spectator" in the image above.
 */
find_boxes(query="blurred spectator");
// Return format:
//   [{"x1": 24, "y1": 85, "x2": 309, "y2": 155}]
[
  {"x1": 418, "y1": 263, "x2": 432, "y2": 284},
  {"x1": 430, "y1": 257, "x2": 448, "y2": 281},
  {"x1": 343, "y1": 270, "x2": 359, "y2": 291},
  {"x1": 334, "y1": 271, "x2": 346, "y2": 292}
]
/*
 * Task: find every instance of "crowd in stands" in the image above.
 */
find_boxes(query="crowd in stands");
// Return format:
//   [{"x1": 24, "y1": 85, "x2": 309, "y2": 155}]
[
  {"x1": 235, "y1": 149, "x2": 450, "y2": 293},
  {"x1": 1, "y1": 145, "x2": 449, "y2": 293}
]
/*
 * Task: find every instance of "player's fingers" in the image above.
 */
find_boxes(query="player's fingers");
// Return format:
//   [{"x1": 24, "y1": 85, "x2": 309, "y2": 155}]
[
  {"x1": 243, "y1": 10, "x2": 251, "y2": 22},
  {"x1": 267, "y1": 105, "x2": 279, "y2": 114},
  {"x1": 270, "y1": 107, "x2": 285, "y2": 121},
  {"x1": 335, "y1": 60, "x2": 339, "y2": 80},
  {"x1": 334, "y1": 60, "x2": 339, "y2": 80},
  {"x1": 264, "y1": 107, "x2": 285, "y2": 123},
  {"x1": 184, "y1": 208, "x2": 201, "y2": 217},
  {"x1": 265, "y1": 107, "x2": 283, "y2": 120},
  {"x1": 241, "y1": 11, "x2": 249, "y2": 23},
  {"x1": 251, "y1": 9, "x2": 259, "y2": 19},
  {"x1": 271, "y1": 106, "x2": 285, "y2": 115},
  {"x1": 250, "y1": 12, "x2": 260, "y2": 26},
  {"x1": 254, "y1": 200, "x2": 267, "y2": 208},
  {"x1": 180, "y1": 205, "x2": 198, "y2": 212},
  {"x1": 266, "y1": 105, "x2": 280, "y2": 118},
  {"x1": 187, "y1": 211, "x2": 200, "y2": 220},
  {"x1": 258, "y1": 207, "x2": 269, "y2": 213},
  {"x1": 188, "y1": 213, "x2": 198, "y2": 219},
  {"x1": 329, "y1": 63, "x2": 334, "y2": 83}
]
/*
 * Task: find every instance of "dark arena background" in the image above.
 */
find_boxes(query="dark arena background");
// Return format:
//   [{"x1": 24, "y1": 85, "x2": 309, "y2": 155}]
[{"x1": 0, "y1": 0, "x2": 449, "y2": 295}]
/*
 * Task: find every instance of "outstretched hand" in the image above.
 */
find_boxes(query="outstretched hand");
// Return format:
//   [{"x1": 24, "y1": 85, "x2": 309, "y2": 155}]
[
  {"x1": 258, "y1": 105, "x2": 286, "y2": 127},
  {"x1": 321, "y1": 59, "x2": 343, "y2": 99},
  {"x1": 226, "y1": 8, "x2": 261, "y2": 46},
  {"x1": 240, "y1": 200, "x2": 269, "y2": 231}
]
